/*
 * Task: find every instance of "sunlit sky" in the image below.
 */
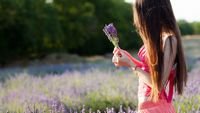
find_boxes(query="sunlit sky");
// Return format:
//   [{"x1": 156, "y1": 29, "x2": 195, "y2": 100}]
[{"x1": 125, "y1": 0, "x2": 200, "y2": 22}]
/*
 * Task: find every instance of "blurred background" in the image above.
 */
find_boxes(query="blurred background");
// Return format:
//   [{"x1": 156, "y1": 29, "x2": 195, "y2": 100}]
[{"x1": 0, "y1": 0, "x2": 200, "y2": 113}]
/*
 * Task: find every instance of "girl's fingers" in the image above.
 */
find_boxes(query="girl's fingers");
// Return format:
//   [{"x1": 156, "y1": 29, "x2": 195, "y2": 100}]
[
  {"x1": 116, "y1": 51, "x2": 122, "y2": 57},
  {"x1": 113, "y1": 47, "x2": 121, "y2": 54},
  {"x1": 112, "y1": 56, "x2": 119, "y2": 66},
  {"x1": 113, "y1": 47, "x2": 118, "y2": 54},
  {"x1": 112, "y1": 54, "x2": 118, "y2": 63},
  {"x1": 113, "y1": 48, "x2": 122, "y2": 57},
  {"x1": 112, "y1": 48, "x2": 131, "y2": 67},
  {"x1": 114, "y1": 62, "x2": 119, "y2": 67}
]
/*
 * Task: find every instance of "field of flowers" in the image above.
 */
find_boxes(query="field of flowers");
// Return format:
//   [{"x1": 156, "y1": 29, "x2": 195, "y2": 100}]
[
  {"x1": 0, "y1": 61, "x2": 200, "y2": 113},
  {"x1": 0, "y1": 36, "x2": 200, "y2": 113}
]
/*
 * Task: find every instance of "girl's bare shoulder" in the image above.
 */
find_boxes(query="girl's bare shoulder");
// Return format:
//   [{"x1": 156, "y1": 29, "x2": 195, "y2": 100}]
[{"x1": 162, "y1": 34, "x2": 177, "y2": 50}]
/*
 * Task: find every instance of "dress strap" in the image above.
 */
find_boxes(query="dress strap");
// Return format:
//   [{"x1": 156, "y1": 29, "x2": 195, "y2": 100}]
[{"x1": 162, "y1": 69, "x2": 175, "y2": 103}]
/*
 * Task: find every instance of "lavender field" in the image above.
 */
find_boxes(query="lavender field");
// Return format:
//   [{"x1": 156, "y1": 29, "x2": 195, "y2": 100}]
[{"x1": 0, "y1": 36, "x2": 200, "y2": 113}]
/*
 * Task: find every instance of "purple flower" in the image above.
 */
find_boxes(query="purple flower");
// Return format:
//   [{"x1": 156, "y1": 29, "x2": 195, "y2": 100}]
[
  {"x1": 103, "y1": 23, "x2": 118, "y2": 37},
  {"x1": 103, "y1": 23, "x2": 119, "y2": 47}
]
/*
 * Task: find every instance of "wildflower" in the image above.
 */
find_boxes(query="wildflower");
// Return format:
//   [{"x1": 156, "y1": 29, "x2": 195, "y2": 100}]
[{"x1": 103, "y1": 23, "x2": 119, "y2": 48}]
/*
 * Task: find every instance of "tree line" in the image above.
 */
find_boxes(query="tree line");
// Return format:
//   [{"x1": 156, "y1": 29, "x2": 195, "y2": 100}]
[{"x1": 0, "y1": 0, "x2": 199, "y2": 65}]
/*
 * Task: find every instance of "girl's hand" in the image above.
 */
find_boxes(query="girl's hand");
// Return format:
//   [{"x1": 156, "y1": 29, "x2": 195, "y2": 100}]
[{"x1": 112, "y1": 47, "x2": 135, "y2": 67}]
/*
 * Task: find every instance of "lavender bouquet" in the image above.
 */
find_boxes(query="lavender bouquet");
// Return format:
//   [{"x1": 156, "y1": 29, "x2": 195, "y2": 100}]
[
  {"x1": 103, "y1": 23, "x2": 142, "y2": 65},
  {"x1": 103, "y1": 23, "x2": 120, "y2": 48}
]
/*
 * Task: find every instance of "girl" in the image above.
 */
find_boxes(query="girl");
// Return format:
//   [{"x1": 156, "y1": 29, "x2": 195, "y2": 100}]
[{"x1": 112, "y1": 0, "x2": 187, "y2": 112}]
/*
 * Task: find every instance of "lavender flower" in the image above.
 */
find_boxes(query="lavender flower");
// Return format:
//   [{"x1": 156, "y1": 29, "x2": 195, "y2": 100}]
[{"x1": 103, "y1": 23, "x2": 119, "y2": 48}]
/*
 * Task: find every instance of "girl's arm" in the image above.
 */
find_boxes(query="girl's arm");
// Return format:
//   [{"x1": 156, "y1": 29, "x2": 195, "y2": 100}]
[
  {"x1": 129, "y1": 60, "x2": 152, "y2": 87},
  {"x1": 161, "y1": 36, "x2": 177, "y2": 89},
  {"x1": 113, "y1": 48, "x2": 152, "y2": 87},
  {"x1": 123, "y1": 50, "x2": 144, "y2": 67},
  {"x1": 113, "y1": 47, "x2": 143, "y2": 67},
  {"x1": 128, "y1": 35, "x2": 177, "y2": 89}
]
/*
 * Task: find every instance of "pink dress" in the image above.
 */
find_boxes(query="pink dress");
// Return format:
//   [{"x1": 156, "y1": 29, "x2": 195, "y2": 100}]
[{"x1": 129, "y1": 45, "x2": 176, "y2": 113}]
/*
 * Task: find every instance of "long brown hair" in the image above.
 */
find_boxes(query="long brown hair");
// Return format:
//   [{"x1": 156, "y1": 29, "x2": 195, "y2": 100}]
[{"x1": 133, "y1": 0, "x2": 187, "y2": 102}]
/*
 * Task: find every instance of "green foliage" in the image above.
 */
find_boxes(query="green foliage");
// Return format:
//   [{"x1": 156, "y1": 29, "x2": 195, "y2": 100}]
[
  {"x1": 84, "y1": 89, "x2": 136, "y2": 111},
  {"x1": 177, "y1": 20, "x2": 200, "y2": 35},
  {"x1": 178, "y1": 20, "x2": 194, "y2": 35},
  {"x1": 174, "y1": 96, "x2": 200, "y2": 113},
  {"x1": 0, "y1": 0, "x2": 141, "y2": 65},
  {"x1": 0, "y1": 0, "x2": 200, "y2": 65},
  {"x1": 85, "y1": 91, "x2": 123, "y2": 111},
  {"x1": 191, "y1": 22, "x2": 200, "y2": 34}
]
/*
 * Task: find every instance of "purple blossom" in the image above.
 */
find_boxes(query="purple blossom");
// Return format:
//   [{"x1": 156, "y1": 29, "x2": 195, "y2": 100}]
[
  {"x1": 103, "y1": 23, "x2": 118, "y2": 37},
  {"x1": 1, "y1": 61, "x2": 200, "y2": 112},
  {"x1": 103, "y1": 23, "x2": 119, "y2": 47}
]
